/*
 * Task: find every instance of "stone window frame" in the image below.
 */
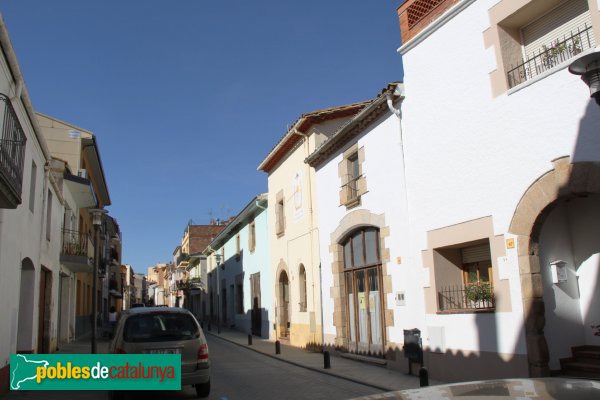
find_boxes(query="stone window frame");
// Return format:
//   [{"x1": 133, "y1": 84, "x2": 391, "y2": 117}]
[
  {"x1": 275, "y1": 190, "x2": 285, "y2": 237},
  {"x1": 328, "y1": 210, "x2": 393, "y2": 351},
  {"x1": 421, "y1": 216, "x2": 512, "y2": 315},
  {"x1": 484, "y1": 0, "x2": 600, "y2": 97},
  {"x1": 299, "y1": 264, "x2": 307, "y2": 312},
  {"x1": 248, "y1": 218, "x2": 256, "y2": 253},
  {"x1": 339, "y1": 144, "x2": 367, "y2": 209}
]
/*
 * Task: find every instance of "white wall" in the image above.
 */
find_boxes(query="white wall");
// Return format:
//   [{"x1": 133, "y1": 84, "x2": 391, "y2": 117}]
[
  {"x1": 397, "y1": 0, "x2": 600, "y2": 357},
  {"x1": 315, "y1": 111, "x2": 421, "y2": 345}
]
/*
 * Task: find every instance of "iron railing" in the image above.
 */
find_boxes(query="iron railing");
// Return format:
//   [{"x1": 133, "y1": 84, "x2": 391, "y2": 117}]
[
  {"x1": 61, "y1": 229, "x2": 91, "y2": 257},
  {"x1": 507, "y1": 24, "x2": 595, "y2": 89},
  {"x1": 0, "y1": 94, "x2": 27, "y2": 199},
  {"x1": 342, "y1": 174, "x2": 361, "y2": 203},
  {"x1": 438, "y1": 282, "x2": 495, "y2": 312}
]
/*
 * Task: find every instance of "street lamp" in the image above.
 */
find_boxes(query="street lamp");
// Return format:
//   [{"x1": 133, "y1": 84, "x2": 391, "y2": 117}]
[
  {"x1": 569, "y1": 51, "x2": 600, "y2": 106},
  {"x1": 89, "y1": 208, "x2": 106, "y2": 354}
]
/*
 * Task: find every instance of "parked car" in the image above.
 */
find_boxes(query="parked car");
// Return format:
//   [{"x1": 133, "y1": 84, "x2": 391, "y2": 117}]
[
  {"x1": 130, "y1": 303, "x2": 145, "y2": 308},
  {"x1": 349, "y1": 378, "x2": 600, "y2": 399},
  {"x1": 109, "y1": 307, "x2": 210, "y2": 398}
]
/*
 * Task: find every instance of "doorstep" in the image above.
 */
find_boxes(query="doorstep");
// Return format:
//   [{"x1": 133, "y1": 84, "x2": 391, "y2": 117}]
[{"x1": 340, "y1": 352, "x2": 387, "y2": 366}]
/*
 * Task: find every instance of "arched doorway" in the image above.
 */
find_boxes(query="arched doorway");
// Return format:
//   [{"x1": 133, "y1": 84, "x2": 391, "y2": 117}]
[
  {"x1": 342, "y1": 227, "x2": 384, "y2": 356},
  {"x1": 278, "y1": 271, "x2": 290, "y2": 339},
  {"x1": 17, "y1": 258, "x2": 36, "y2": 353},
  {"x1": 509, "y1": 157, "x2": 600, "y2": 376},
  {"x1": 537, "y1": 194, "x2": 600, "y2": 370}
]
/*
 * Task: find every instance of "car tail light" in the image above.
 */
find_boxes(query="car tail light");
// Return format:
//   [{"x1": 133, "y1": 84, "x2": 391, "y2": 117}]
[
  {"x1": 197, "y1": 344, "x2": 209, "y2": 365},
  {"x1": 114, "y1": 348, "x2": 127, "y2": 354}
]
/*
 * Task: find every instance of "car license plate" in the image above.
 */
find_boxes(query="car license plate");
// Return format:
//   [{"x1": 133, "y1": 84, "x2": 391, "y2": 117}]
[{"x1": 145, "y1": 348, "x2": 181, "y2": 354}]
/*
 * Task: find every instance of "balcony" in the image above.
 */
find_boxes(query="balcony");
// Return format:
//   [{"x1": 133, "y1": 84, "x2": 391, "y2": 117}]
[
  {"x1": 341, "y1": 174, "x2": 362, "y2": 207},
  {"x1": 507, "y1": 24, "x2": 595, "y2": 89},
  {"x1": 109, "y1": 279, "x2": 122, "y2": 298},
  {"x1": 397, "y1": 0, "x2": 460, "y2": 44},
  {"x1": 438, "y1": 282, "x2": 495, "y2": 313},
  {"x1": 0, "y1": 94, "x2": 27, "y2": 209},
  {"x1": 60, "y1": 229, "x2": 94, "y2": 272}
]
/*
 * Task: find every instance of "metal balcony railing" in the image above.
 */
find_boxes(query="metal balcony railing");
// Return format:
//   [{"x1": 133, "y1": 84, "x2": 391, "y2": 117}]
[
  {"x1": 438, "y1": 282, "x2": 495, "y2": 312},
  {"x1": 61, "y1": 229, "x2": 91, "y2": 257},
  {"x1": 0, "y1": 94, "x2": 27, "y2": 205},
  {"x1": 342, "y1": 174, "x2": 361, "y2": 203},
  {"x1": 507, "y1": 24, "x2": 595, "y2": 89}
]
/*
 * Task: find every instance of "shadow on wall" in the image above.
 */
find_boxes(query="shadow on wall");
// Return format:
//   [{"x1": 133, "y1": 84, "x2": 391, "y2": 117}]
[{"x1": 511, "y1": 96, "x2": 600, "y2": 378}]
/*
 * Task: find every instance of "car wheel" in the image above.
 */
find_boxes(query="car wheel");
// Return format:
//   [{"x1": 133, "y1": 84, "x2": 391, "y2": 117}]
[{"x1": 195, "y1": 380, "x2": 210, "y2": 398}]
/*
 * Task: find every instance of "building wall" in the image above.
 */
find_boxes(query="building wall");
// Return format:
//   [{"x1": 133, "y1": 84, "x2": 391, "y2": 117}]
[
  {"x1": 266, "y1": 118, "x2": 350, "y2": 346},
  {"x1": 314, "y1": 111, "x2": 414, "y2": 349},
  {"x1": 0, "y1": 39, "x2": 65, "y2": 392},
  {"x1": 206, "y1": 200, "x2": 273, "y2": 338},
  {"x1": 397, "y1": 0, "x2": 600, "y2": 380}
]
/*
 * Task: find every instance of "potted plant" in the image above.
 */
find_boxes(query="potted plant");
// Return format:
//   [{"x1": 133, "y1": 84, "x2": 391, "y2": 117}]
[{"x1": 465, "y1": 282, "x2": 493, "y2": 308}]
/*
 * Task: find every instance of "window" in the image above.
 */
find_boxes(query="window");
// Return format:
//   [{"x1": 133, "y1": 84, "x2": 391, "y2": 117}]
[
  {"x1": 339, "y1": 145, "x2": 366, "y2": 208},
  {"x1": 299, "y1": 265, "x2": 307, "y2": 312},
  {"x1": 487, "y1": 0, "x2": 596, "y2": 93},
  {"x1": 275, "y1": 191, "x2": 285, "y2": 236},
  {"x1": 435, "y1": 241, "x2": 495, "y2": 312},
  {"x1": 342, "y1": 227, "x2": 384, "y2": 352},
  {"x1": 508, "y1": 0, "x2": 595, "y2": 88},
  {"x1": 123, "y1": 313, "x2": 199, "y2": 342},
  {"x1": 248, "y1": 219, "x2": 256, "y2": 252},
  {"x1": 46, "y1": 190, "x2": 52, "y2": 241},
  {"x1": 29, "y1": 160, "x2": 36, "y2": 213}
]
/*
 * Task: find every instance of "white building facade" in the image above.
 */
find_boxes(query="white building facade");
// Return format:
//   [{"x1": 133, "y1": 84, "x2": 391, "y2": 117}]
[
  {"x1": 307, "y1": 84, "x2": 418, "y2": 366},
  {"x1": 394, "y1": 0, "x2": 600, "y2": 381},
  {"x1": 0, "y1": 18, "x2": 65, "y2": 393}
]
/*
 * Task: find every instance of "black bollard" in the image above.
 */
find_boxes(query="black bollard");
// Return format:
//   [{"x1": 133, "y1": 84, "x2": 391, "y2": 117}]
[
  {"x1": 419, "y1": 366, "x2": 429, "y2": 387},
  {"x1": 207, "y1": 323, "x2": 211, "y2": 331},
  {"x1": 248, "y1": 334, "x2": 253, "y2": 346},
  {"x1": 275, "y1": 340, "x2": 281, "y2": 354},
  {"x1": 323, "y1": 351, "x2": 331, "y2": 369}
]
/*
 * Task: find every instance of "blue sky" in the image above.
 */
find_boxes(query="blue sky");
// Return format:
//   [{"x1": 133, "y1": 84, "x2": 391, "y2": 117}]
[{"x1": 1, "y1": 0, "x2": 403, "y2": 273}]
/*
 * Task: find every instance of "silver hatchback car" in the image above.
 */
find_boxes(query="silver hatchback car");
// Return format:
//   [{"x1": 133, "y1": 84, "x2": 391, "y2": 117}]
[{"x1": 109, "y1": 307, "x2": 210, "y2": 398}]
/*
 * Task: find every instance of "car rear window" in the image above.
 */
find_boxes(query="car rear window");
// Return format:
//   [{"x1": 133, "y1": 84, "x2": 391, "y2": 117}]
[{"x1": 123, "y1": 313, "x2": 200, "y2": 342}]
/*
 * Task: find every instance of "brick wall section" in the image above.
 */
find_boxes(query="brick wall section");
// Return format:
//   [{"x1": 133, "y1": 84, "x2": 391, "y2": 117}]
[
  {"x1": 397, "y1": 0, "x2": 461, "y2": 44},
  {"x1": 187, "y1": 225, "x2": 227, "y2": 254}
]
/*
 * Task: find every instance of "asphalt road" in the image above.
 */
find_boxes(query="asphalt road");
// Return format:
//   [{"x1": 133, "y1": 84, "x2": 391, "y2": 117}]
[{"x1": 113, "y1": 334, "x2": 383, "y2": 400}]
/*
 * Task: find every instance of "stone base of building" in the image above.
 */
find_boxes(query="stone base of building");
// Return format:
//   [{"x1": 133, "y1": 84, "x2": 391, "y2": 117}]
[{"x1": 385, "y1": 343, "x2": 529, "y2": 382}]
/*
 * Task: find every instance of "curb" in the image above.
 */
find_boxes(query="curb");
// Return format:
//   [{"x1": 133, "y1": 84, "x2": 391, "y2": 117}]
[{"x1": 206, "y1": 331, "x2": 394, "y2": 392}]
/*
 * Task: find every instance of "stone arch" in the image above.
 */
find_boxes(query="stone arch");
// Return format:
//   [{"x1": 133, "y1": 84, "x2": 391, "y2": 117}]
[
  {"x1": 328, "y1": 209, "x2": 393, "y2": 351},
  {"x1": 509, "y1": 156, "x2": 600, "y2": 376},
  {"x1": 17, "y1": 258, "x2": 36, "y2": 353},
  {"x1": 275, "y1": 259, "x2": 290, "y2": 339}
]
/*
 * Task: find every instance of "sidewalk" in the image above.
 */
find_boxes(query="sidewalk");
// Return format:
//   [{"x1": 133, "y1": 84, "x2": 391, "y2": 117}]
[{"x1": 205, "y1": 327, "x2": 443, "y2": 392}]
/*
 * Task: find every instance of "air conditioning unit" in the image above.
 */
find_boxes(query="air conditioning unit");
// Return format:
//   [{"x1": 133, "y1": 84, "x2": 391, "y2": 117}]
[{"x1": 77, "y1": 169, "x2": 88, "y2": 179}]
